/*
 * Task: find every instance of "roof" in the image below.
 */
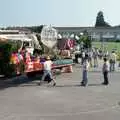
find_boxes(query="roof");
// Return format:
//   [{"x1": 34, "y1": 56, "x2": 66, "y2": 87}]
[{"x1": 0, "y1": 34, "x2": 32, "y2": 42}]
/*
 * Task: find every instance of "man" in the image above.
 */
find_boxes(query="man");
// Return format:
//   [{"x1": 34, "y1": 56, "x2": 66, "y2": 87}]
[
  {"x1": 81, "y1": 51, "x2": 85, "y2": 65},
  {"x1": 109, "y1": 51, "x2": 117, "y2": 72},
  {"x1": 102, "y1": 58, "x2": 109, "y2": 85},
  {"x1": 88, "y1": 51, "x2": 93, "y2": 67},
  {"x1": 39, "y1": 56, "x2": 56, "y2": 86},
  {"x1": 81, "y1": 58, "x2": 90, "y2": 86},
  {"x1": 93, "y1": 49, "x2": 98, "y2": 67}
]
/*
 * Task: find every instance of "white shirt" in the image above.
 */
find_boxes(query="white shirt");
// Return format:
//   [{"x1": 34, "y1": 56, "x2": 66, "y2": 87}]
[
  {"x1": 110, "y1": 53, "x2": 117, "y2": 61},
  {"x1": 103, "y1": 62, "x2": 110, "y2": 72},
  {"x1": 83, "y1": 61, "x2": 89, "y2": 71},
  {"x1": 82, "y1": 52, "x2": 85, "y2": 58},
  {"x1": 44, "y1": 60, "x2": 53, "y2": 71}
]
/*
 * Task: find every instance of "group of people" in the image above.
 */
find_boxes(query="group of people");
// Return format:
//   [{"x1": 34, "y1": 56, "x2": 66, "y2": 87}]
[
  {"x1": 80, "y1": 49, "x2": 117, "y2": 87},
  {"x1": 81, "y1": 57, "x2": 110, "y2": 86},
  {"x1": 75, "y1": 48, "x2": 100, "y2": 67},
  {"x1": 37, "y1": 47, "x2": 117, "y2": 87},
  {"x1": 75, "y1": 47, "x2": 117, "y2": 70}
]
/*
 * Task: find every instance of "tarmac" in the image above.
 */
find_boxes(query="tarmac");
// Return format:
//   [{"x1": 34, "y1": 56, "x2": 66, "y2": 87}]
[{"x1": 0, "y1": 62, "x2": 120, "y2": 120}]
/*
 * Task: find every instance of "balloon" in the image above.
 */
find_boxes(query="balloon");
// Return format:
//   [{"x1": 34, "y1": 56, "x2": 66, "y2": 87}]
[{"x1": 41, "y1": 26, "x2": 57, "y2": 48}]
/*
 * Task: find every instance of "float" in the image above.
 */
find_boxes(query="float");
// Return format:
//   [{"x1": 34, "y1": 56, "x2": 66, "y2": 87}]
[{"x1": 0, "y1": 26, "x2": 74, "y2": 78}]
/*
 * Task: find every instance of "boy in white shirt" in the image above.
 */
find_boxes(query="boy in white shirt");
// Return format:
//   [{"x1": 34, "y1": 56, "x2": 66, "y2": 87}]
[
  {"x1": 102, "y1": 58, "x2": 109, "y2": 85},
  {"x1": 39, "y1": 56, "x2": 56, "y2": 86}
]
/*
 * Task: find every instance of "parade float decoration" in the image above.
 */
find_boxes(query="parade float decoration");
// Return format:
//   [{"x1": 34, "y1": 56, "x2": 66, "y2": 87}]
[
  {"x1": 0, "y1": 27, "x2": 74, "y2": 79},
  {"x1": 0, "y1": 36, "x2": 25, "y2": 77},
  {"x1": 41, "y1": 25, "x2": 58, "y2": 49},
  {"x1": 26, "y1": 26, "x2": 74, "y2": 76}
]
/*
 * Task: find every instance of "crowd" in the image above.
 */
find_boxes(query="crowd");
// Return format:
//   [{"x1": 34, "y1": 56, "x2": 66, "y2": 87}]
[
  {"x1": 78, "y1": 48, "x2": 117, "y2": 86},
  {"x1": 38, "y1": 47, "x2": 118, "y2": 87}
]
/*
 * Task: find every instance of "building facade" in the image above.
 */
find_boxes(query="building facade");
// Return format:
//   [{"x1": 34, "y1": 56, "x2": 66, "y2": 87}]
[{"x1": 55, "y1": 27, "x2": 120, "y2": 41}]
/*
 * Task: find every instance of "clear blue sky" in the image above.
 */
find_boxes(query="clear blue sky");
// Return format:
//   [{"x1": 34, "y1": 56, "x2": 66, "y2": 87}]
[{"x1": 0, "y1": 0, "x2": 119, "y2": 27}]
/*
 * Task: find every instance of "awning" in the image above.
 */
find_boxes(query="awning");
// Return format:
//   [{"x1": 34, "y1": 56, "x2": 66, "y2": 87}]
[{"x1": 0, "y1": 34, "x2": 32, "y2": 42}]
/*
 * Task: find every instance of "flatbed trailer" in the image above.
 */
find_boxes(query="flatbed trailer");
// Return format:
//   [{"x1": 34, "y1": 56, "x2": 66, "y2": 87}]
[{"x1": 25, "y1": 60, "x2": 73, "y2": 78}]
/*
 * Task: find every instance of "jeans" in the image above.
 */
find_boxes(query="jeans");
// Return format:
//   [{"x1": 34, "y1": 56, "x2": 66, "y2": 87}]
[
  {"x1": 41, "y1": 70, "x2": 53, "y2": 81},
  {"x1": 110, "y1": 61, "x2": 115, "y2": 72},
  {"x1": 81, "y1": 57, "x2": 85, "y2": 65},
  {"x1": 82, "y1": 70, "x2": 88, "y2": 85},
  {"x1": 94, "y1": 58, "x2": 98, "y2": 67}
]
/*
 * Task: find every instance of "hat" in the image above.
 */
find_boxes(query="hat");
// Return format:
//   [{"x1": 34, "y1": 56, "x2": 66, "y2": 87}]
[{"x1": 46, "y1": 56, "x2": 50, "y2": 60}]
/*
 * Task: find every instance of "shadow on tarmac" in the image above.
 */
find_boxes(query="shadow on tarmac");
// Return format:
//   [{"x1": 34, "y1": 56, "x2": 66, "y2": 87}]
[{"x1": 0, "y1": 75, "x2": 40, "y2": 90}]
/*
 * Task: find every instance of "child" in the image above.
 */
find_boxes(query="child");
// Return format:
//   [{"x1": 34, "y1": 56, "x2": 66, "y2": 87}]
[
  {"x1": 39, "y1": 56, "x2": 56, "y2": 86},
  {"x1": 81, "y1": 58, "x2": 89, "y2": 86},
  {"x1": 102, "y1": 58, "x2": 109, "y2": 85}
]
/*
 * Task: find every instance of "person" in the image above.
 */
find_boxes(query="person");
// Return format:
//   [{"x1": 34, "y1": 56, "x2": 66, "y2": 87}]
[
  {"x1": 105, "y1": 50, "x2": 109, "y2": 58},
  {"x1": 39, "y1": 56, "x2": 56, "y2": 86},
  {"x1": 81, "y1": 58, "x2": 90, "y2": 86},
  {"x1": 88, "y1": 51, "x2": 93, "y2": 67},
  {"x1": 98, "y1": 49, "x2": 103, "y2": 59},
  {"x1": 102, "y1": 58, "x2": 109, "y2": 85},
  {"x1": 109, "y1": 51, "x2": 117, "y2": 72},
  {"x1": 93, "y1": 49, "x2": 98, "y2": 67},
  {"x1": 81, "y1": 51, "x2": 85, "y2": 65}
]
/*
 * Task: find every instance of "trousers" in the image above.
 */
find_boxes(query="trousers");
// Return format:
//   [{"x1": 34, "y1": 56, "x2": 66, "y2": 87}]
[
  {"x1": 103, "y1": 71, "x2": 109, "y2": 84},
  {"x1": 82, "y1": 70, "x2": 88, "y2": 85},
  {"x1": 41, "y1": 70, "x2": 53, "y2": 81},
  {"x1": 110, "y1": 61, "x2": 115, "y2": 72}
]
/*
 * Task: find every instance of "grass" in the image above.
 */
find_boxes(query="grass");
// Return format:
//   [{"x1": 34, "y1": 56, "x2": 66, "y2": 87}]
[{"x1": 92, "y1": 42, "x2": 120, "y2": 52}]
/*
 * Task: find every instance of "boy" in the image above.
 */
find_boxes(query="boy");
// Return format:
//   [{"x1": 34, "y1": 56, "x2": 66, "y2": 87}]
[
  {"x1": 39, "y1": 56, "x2": 56, "y2": 86},
  {"x1": 81, "y1": 58, "x2": 89, "y2": 86},
  {"x1": 102, "y1": 58, "x2": 109, "y2": 85}
]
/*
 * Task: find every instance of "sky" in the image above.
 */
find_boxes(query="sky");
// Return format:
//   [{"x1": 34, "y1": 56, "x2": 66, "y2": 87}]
[{"x1": 0, "y1": 0, "x2": 120, "y2": 27}]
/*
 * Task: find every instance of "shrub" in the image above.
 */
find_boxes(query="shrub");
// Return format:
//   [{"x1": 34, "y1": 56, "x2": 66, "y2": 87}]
[{"x1": 0, "y1": 41, "x2": 18, "y2": 76}]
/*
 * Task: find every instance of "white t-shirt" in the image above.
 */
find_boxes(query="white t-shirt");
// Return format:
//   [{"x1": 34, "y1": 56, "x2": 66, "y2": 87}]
[
  {"x1": 44, "y1": 60, "x2": 53, "y2": 71},
  {"x1": 83, "y1": 61, "x2": 89, "y2": 71},
  {"x1": 110, "y1": 53, "x2": 117, "y2": 61},
  {"x1": 103, "y1": 62, "x2": 110, "y2": 72},
  {"x1": 82, "y1": 52, "x2": 85, "y2": 58}
]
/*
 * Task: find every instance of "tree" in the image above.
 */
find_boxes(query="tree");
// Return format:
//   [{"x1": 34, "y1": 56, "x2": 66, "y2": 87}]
[
  {"x1": 81, "y1": 36, "x2": 92, "y2": 49},
  {"x1": 28, "y1": 25, "x2": 44, "y2": 33},
  {"x1": 77, "y1": 30, "x2": 92, "y2": 49},
  {"x1": 95, "y1": 11, "x2": 111, "y2": 27}
]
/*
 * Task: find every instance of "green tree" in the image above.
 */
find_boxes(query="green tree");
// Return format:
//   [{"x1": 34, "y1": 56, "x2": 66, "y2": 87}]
[
  {"x1": 28, "y1": 25, "x2": 44, "y2": 33},
  {"x1": 81, "y1": 36, "x2": 92, "y2": 49},
  {"x1": 77, "y1": 30, "x2": 92, "y2": 49},
  {"x1": 95, "y1": 11, "x2": 111, "y2": 27}
]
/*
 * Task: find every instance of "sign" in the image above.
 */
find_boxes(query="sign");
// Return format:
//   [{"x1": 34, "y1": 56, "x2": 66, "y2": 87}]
[{"x1": 41, "y1": 26, "x2": 58, "y2": 48}]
